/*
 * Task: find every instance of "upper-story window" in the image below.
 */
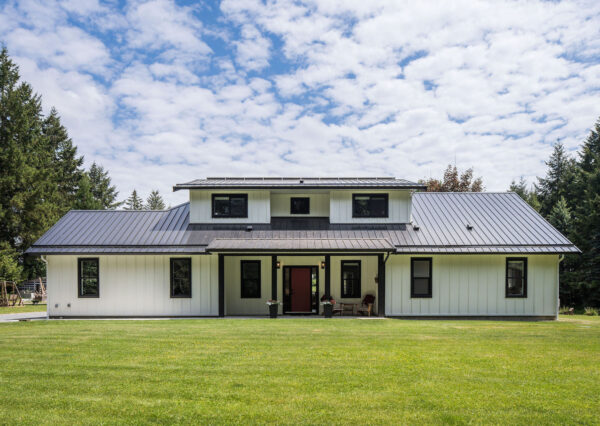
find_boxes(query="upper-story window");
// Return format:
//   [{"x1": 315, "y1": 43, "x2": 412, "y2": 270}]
[
  {"x1": 212, "y1": 194, "x2": 248, "y2": 218},
  {"x1": 352, "y1": 194, "x2": 389, "y2": 218},
  {"x1": 290, "y1": 197, "x2": 310, "y2": 214}
]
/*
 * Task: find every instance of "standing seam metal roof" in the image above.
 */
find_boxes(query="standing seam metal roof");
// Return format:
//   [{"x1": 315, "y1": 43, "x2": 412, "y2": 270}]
[{"x1": 26, "y1": 193, "x2": 579, "y2": 254}]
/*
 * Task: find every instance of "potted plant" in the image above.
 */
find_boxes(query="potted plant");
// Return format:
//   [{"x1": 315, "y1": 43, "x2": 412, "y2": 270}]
[
  {"x1": 266, "y1": 300, "x2": 280, "y2": 318},
  {"x1": 320, "y1": 295, "x2": 335, "y2": 318}
]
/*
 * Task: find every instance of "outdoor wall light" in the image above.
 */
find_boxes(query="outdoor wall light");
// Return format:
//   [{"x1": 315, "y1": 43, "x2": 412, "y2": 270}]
[
  {"x1": 276, "y1": 260, "x2": 281, "y2": 269},
  {"x1": 320, "y1": 261, "x2": 326, "y2": 269}
]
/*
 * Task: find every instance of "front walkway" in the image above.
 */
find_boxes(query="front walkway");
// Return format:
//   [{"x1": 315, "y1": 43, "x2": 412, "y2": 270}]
[{"x1": 0, "y1": 311, "x2": 48, "y2": 322}]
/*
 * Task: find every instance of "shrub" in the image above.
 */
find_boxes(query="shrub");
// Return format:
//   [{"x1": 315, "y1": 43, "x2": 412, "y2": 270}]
[
  {"x1": 559, "y1": 306, "x2": 573, "y2": 314},
  {"x1": 583, "y1": 307, "x2": 598, "y2": 316}
]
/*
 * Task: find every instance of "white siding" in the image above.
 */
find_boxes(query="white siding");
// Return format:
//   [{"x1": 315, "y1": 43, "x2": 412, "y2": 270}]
[
  {"x1": 270, "y1": 193, "x2": 329, "y2": 217},
  {"x1": 224, "y1": 256, "x2": 272, "y2": 316},
  {"x1": 189, "y1": 190, "x2": 270, "y2": 223},
  {"x1": 385, "y1": 254, "x2": 559, "y2": 316},
  {"x1": 46, "y1": 255, "x2": 218, "y2": 317},
  {"x1": 329, "y1": 190, "x2": 412, "y2": 223}
]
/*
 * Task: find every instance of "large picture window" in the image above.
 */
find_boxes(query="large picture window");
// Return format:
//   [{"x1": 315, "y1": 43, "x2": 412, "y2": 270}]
[
  {"x1": 506, "y1": 258, "x2": 527, "y2": 298},
  {"x1": 212, "y1": 194, "x2": 248, "y2": 218},
  {"x1": 341, "y1": 261, "x2": 361, "y2": 298},
  {"x1": 78, "y1": 258, "x2": 99, "y2": 298},
  {"x1": 290, "y1": 197, "x2": 310, "y2": 214},
  {"x1": 352, "y1": 194, "x2": 389, "y2": 218},
  {"x1": 170, "y1": 258, "x2": 192, "y2": 298},
  {"x1": 241, "y1": 260, "x2": 261, "y2": 298},
  {"x1": 411, "y1": 258, "x2": 432, "y2": 298}
]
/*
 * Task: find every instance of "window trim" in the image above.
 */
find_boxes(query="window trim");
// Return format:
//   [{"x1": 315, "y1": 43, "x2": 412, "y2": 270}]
[
  {"x1": 78, "y1": 257, "x2": 99, "y2": 298},
  {"x1": 241, "y1": 260, "x2": 261, "y2": 299},
  {"x1": 352, "y1": 193, "x2": 389, "y2": 218},
  {"x1": 290, "y1": 197, "x2": 310, "y2": 215},
  {"x1": 211, "y1": 193, "x2": 248, "y2": 218},
  {"x1": 170, "y1": 257, "x2": 192, "y2": 298},
  {"x1": 505, "y1": 257, "x2": 528, "y2": 298},
  {"x1": 410, "y1": 257, "x2": 432, "y2": 298},
  {"x1": 340, "y1": 260, "x2": 361, "y2": 298}
]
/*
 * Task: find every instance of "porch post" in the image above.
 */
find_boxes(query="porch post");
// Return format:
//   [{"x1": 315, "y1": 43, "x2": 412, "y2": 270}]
[
  {"x1": 271, "y1": 255, "x2": 278, "y2": 300},
  {"x1": 377, "y1": 253, "x2": 385, "y2": 317},
  {"x1": 324, "y1": 254, "x2": 331, "y2": 298},
  {"x1": 218, "y1": 254, "x2": 225, "y2": 317}
]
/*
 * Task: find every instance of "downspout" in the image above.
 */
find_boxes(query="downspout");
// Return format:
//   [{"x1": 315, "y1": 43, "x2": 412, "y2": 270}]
[{"x1": 557, "y1": 254, "x2": 564, "y2": 320}]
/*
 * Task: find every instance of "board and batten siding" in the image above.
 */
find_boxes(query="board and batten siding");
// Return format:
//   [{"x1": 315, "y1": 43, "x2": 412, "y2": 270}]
[
  {"x1": 46, "y1": 255, "x2": 219, "y2": 317},
  {"x1": 270, "y1": 193, "x2": 330, "y2": 217},
  {"x1": 385, "y1": 254, "x2": 559, "y2": 316},
  {"x1": 224, "y1": 256, "x2": 273, "y2": 315},
  {"x1": 329, "y1": 190, "x2": 412, "y2": 223},
  {"x1": 189, "y1": 190, "x2": 270, "y2": 223}
]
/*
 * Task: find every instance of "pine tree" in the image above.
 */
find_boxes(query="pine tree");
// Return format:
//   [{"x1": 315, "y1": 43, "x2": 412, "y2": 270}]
[
  {"x1": 535, "y1": 142, "x2": 577, "y2": 216},
  {"x1": 420, "y1": 165, "x2": 483, "y2": 192},
  {"x1": 509, "y1": 177, "x2": 541, "y2": 211},
  {"x1": 146, "y1": 190, "x2": 166, "y2": 210},
  {"x1": 124, "y1": 190, "x2": 144, "y2": 210},
  {"x1": 548, "y1": 197, "x2": 571, "y2": 235},
  {"x1": 73, "y1": 174, "x2": 103, "y2": 210},
  {"x1": 88, "y1": 162, "x2": 121, "y2": 209}
]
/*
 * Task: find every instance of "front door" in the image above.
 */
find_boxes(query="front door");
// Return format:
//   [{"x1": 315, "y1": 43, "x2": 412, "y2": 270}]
[{"x1": 290, "y1": 267, "x2": 312, "y2": 312}]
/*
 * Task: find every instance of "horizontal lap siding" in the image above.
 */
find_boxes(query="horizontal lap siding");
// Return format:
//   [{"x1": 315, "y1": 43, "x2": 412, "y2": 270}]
[
  {"x1": 47, "y1": 255, "x2": 218, "y2": 317},
  {"x1": 385, "y1": 254, "x2": 558, "y2": 316}
]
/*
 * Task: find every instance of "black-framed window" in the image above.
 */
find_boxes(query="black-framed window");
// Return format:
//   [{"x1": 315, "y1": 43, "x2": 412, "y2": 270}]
[
  {"x1": 506, "y1": 258, "x2": 527, "y2": 298},
  {"x1": 78, "y1": 258, "x2": 99, "y2": 298},
  {"x1": 170, "y1": 258, "x2": 192, "y2": 298},
  {"x1": 411, "y1": 258, "x2": 432, "y2": 298},
  {"x1": 241, "y1": 260, "x2": 261, "y2": 298},
  {"x1": 341, "y1": 261, "x2": 361, "y2": 298},
  {"x1": 290, "y1": 197, "x2": 310, "y2": 214},
  {"x1": 352, "y1": 194, "x2": 389, "y2": 218},
  {"x1": 212, "y1": 194, "x2": 248, "y2": 218}
]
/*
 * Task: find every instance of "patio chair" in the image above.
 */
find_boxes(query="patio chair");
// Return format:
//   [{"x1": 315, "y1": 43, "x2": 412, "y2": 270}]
[{"x1": 357, "y1": 294, "x2": 375, "y2": 317}]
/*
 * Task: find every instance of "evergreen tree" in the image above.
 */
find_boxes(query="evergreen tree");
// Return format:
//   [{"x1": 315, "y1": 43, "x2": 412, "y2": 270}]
[
  {"x1": 420, "y1": 165, "x2": 483, "y2": 192},
  {"x1": 124, "y1": 190, "x2": 144, "y2": 210},
  {"x1": 509, "y1": 177, "x2": 541, "y2": 211},
  {"x1": 548, "y1": 196, "x2": 571, "y2": 235},
  {"x1": 535, "y1": 142, "x2": 577, "y2": 216},
  {"x1": 73, "y1": 174, "x2": 103, "y2": 210},
  {"x1": 146, "y1": 190, "x2": 166, "y2": 210},
  {"x1": 88, "y1": 162, "x2": 121, "y2": 209}
]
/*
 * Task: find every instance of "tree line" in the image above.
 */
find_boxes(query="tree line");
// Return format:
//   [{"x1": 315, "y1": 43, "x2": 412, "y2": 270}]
[{"x1": 0, "y1": 48, "x2": 167, "y2": 281}]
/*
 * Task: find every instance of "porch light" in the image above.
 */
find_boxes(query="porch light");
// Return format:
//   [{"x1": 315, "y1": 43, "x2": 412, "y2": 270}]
[
  {"x1": 276, "y1": 260, "x2": 281, "y2": 269},
  {"x1": 320, "y1": 261, "x2": 326, "y2": 269}
]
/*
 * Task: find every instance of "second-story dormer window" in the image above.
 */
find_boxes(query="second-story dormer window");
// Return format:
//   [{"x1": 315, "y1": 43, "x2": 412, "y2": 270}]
[
  {"x1": 290, "y1": 197, "x2": 310, "y2": 214},
  {"x1": 212, "y1": 194, "x2": 248, "y2": 218},
  {"x1": 352, "y1": 194, "x2": 389, "y2": 218}
]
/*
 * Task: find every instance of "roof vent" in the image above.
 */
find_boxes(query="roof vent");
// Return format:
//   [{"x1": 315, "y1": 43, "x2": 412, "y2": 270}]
[
  {"x1": 466, "y1": 224, "x2": 473, "y2": 231},
  {"x1": 412, "y1": 224, "x2": 420, "y2": 231},
  {"x1": 246, "y1": 225, "x2": 253, "y2": 232},
  {"x1": 299, "y1": 179, "x2": 304, "y2": 184}
]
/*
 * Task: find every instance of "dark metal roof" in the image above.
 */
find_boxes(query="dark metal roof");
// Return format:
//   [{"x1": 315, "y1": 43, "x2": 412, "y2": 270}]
[
  {"x1": 173, "y1": 177, "x2": 426, "y2": 191},
  {"x1": 206, "y1": 238, "x2": 394, "y2": 252},
  {"x1": 26, "y1": 192, "x2": 579, "y2": 255}
]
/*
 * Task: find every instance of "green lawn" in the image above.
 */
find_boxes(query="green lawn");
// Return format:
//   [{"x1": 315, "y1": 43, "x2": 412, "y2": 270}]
[
  {"x1": 0, "y1": 317, "x2": 598, "y2": 425},
  {"x1": 0, "y1": 303, "x2": 46, "y2": 314}
]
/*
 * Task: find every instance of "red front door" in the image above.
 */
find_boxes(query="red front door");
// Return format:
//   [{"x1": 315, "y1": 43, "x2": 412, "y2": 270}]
[{"x1": 290, "y1": 267, "x2": 312, "y2": 312}]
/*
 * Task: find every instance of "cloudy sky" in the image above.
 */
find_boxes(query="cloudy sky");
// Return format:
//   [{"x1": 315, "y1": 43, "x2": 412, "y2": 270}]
[{"x1": 1, "y1": 0, "x2": 599, "y2": 205}]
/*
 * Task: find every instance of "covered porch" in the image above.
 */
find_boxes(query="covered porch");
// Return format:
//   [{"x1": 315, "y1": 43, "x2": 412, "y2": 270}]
[{"x1": 209, "y1": 237, "x2": 392, "y2": 317}]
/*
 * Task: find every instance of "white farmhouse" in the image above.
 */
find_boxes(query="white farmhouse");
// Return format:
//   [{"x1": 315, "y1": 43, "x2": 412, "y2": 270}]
[{"x1": 27, "y1": 177, "x2": 579, "y2": 319}]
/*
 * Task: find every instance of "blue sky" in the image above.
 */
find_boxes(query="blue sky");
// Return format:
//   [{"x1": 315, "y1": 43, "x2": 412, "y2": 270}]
[{"x1": 1, "y1": 0, "x2": 599, "y2": 205}]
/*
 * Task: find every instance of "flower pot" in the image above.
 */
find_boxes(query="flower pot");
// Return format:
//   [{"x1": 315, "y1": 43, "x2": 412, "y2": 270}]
[
  {"x1": 269, "y1": 304, "x2": 278, "y2": 318},
  {"x1": 323, "y1": 304, "x2": 333, "y2": 318}
]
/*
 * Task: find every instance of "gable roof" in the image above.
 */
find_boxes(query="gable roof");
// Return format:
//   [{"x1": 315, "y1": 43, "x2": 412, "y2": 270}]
[
  {"x1": 173, "y1": 177, "x2": 426, "y2": 191},
  {"x1": 26, "y1": 192, "x2": 579, "y2": 255}
]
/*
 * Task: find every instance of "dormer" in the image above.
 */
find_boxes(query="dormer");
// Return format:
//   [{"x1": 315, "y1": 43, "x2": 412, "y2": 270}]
[{"x1": 173, "y1": 177, "x2": 426, "y2": 224}]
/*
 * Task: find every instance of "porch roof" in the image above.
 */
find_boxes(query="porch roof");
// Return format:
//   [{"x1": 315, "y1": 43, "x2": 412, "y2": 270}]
[{"x1": 206, "y1": 238, "x2": 394, "y2": 252}]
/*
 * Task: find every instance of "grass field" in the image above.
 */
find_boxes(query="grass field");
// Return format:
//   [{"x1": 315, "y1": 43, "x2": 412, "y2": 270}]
[
  {"x1": 0, "y1": 303, "x2": 46, "y2": 314},
  {"x1": 0, "y1": 317, "x2": 598, "y2": 425}
]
